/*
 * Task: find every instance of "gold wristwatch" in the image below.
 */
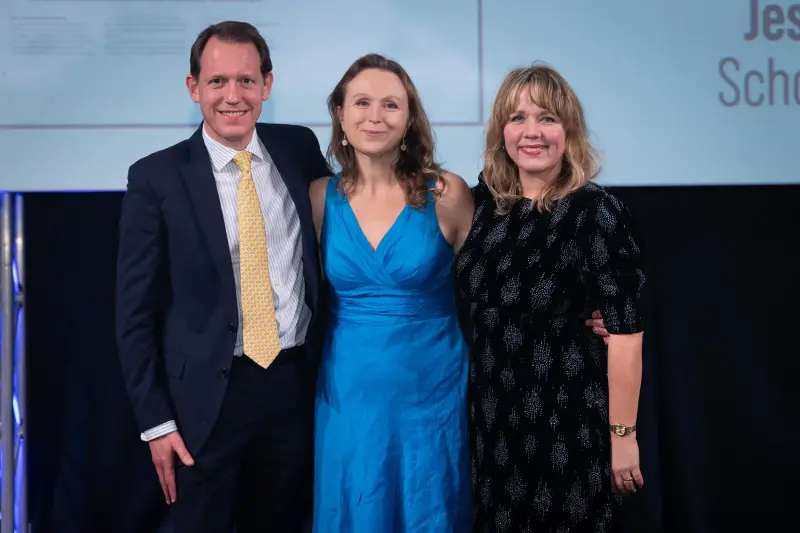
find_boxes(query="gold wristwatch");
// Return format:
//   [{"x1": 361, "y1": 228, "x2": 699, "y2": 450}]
[{"x1": 610, "y1": 424, "x2": 636, "y2": 437}]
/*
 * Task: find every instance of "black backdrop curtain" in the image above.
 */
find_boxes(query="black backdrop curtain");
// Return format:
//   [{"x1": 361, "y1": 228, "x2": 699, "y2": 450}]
[{"x1": 23, "y1": 184, "x2": 798, "y2": 533}]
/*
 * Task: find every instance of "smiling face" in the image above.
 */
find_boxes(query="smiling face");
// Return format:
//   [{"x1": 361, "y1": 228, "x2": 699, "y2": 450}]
[
  {"x1": 337, "y1": 68, "x2": 409, "y2": 158},
  {"x1": 186, "y1": 36, "x2": 272, "y2": 150},
  {"x1": 502, "y1": 88, "x2": 566, "y2": 183}
]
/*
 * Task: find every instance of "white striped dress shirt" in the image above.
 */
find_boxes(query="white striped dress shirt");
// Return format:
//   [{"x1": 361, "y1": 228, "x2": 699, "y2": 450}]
[{"x1": 141, "y1": 125, "x2": 309, "y2": 441}]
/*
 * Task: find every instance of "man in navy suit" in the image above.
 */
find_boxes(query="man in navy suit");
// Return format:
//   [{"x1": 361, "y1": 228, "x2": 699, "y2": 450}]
[{"x1": 115, "y1": 21, "x2": 329, "y2": 532}]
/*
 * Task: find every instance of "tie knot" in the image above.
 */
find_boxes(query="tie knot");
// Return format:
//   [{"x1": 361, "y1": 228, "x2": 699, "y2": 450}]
[{"x1": 233, "y1": 150, "x2": 253, "y2": 172}]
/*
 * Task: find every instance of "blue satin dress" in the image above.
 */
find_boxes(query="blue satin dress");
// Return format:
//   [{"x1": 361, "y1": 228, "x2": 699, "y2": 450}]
[{"x1": 312, "y1": 175, "x2": 471, "y2": 533}]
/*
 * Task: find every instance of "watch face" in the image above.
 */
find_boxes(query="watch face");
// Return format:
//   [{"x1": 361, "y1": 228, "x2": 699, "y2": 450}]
[{"x1": 614, "y1": 426, "x2": 625, "y2": 436}]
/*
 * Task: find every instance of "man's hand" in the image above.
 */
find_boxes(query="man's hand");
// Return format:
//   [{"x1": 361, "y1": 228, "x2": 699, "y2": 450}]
[
  {"x1": 149, "y1": 431, "x2": 194, "y2": 504},
  {"x1": 585, "y1": 310, "x2": 610, "y2": 344}
]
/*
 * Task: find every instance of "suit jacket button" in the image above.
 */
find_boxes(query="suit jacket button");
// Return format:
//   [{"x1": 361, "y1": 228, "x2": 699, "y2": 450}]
[
  {"x1": 221, "y1": 367, "x2": 229, "y2": 377},
  {"x1": 227, "y1": 324, "x2": 236, "y2": 333}
]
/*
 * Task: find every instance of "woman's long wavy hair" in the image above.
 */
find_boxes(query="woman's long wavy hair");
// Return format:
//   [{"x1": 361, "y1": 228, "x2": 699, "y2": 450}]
[
  {"x1": 326, "y1": 54, "x2": 443, "y2": 209},
  {"x1": 483, "y1": 63, "x2": 600, "y2": 214}
]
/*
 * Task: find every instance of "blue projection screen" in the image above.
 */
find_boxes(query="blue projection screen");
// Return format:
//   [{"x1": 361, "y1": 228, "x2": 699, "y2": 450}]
[{"x1": 0, "y1": 0, "x2": 797, "y2": 191}]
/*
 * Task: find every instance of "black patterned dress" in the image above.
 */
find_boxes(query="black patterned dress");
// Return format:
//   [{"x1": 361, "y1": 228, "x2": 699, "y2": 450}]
[{"x1": 453, "y1": 179, "x2": 646, "y2": 532}]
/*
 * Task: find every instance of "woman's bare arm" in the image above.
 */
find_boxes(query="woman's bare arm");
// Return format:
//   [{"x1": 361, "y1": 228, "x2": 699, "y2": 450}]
[
  {"x1": 435, "y1": 172, "x2": 475, "y2": 252},
  {"x1": 309, "y1": 176, "x2": 330, "y2": 244}
]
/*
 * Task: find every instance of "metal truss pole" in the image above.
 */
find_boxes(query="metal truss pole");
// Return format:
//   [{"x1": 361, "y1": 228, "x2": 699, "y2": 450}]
[{"x1": 1, "y1": 193, "x2": 26, "y2": 533}]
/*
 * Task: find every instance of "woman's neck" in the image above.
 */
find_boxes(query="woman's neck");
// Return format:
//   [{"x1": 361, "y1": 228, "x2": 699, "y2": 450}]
[
  {"x1": 519, "y1": 165, "x2": 560, "y2": 200},
  {"x1": 354, "y1": 151, "x2": 398, "y2": 194}
]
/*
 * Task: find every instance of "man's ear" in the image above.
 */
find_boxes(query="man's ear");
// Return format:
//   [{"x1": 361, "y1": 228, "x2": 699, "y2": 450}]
[
  {"x1": 262, "y1": 72, "x2": 274, "y2": 101},
  {"x1": 186, "y1": 74, "x2": 200, "y2": 103}
]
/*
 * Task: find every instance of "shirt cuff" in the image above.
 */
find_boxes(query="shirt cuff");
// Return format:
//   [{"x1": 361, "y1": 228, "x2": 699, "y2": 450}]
[{"x1": 140, "y1": 420, "x2": 178, "y2": 441}]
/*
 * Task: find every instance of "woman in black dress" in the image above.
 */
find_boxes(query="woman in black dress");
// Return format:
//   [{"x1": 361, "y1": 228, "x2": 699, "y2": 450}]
[{"x1": 454, "y1": 64, "x2": 646, "y2": 532}]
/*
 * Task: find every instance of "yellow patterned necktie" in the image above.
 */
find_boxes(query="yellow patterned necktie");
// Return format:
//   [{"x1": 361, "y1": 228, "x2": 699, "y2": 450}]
[{"x1": 233, "y1": 150, "x2": 281, "y2": 368}]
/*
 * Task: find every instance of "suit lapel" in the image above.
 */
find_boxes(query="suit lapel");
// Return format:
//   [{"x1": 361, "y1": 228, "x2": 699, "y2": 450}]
[
  {"x1": 181, "y1": 126, "x2": 237, "y2": 297},
  {"x1": 257, "y1": 124, "x2": 320, "y2": 316}
]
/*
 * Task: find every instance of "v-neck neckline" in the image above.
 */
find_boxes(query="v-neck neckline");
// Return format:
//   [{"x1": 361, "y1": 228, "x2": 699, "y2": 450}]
[{"x1": 343, "y1": 199, "x2": 410, "y2": 254}]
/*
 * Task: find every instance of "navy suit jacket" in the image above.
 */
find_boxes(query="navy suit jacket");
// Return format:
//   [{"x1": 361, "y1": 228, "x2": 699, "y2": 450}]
[{"x1": 115, "y1": 122, "x2": 330, "y2": 452}]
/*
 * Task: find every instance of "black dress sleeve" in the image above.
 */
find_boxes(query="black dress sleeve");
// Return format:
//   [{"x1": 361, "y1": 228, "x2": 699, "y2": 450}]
[{"x1": 579, "y1": 193, "x2": 646, "y2": 334}]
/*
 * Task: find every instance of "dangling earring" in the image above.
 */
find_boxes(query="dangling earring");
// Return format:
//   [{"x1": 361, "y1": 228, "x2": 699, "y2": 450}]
[
  {"x1": 400, "y1": 135, "x2": 406, "y2": 151},
  {"x1": 341, "y1": 134, "x2": 348, "y2": 146}
]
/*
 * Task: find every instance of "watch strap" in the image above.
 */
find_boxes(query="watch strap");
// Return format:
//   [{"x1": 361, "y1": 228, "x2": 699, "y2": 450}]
[{"x1": 610, "y1": 424, "x2": 637, "y2": 436}]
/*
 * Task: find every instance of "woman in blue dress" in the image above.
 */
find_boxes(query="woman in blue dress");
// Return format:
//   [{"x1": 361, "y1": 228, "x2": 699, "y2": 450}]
[{"x1": 309, "y1": 53, "x2": 475, "y2": 532}]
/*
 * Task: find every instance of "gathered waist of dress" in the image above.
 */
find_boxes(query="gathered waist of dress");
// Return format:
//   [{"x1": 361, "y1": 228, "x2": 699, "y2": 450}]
[{"x1": 328, "y1": 289, "x2": 458, "y2": 325}]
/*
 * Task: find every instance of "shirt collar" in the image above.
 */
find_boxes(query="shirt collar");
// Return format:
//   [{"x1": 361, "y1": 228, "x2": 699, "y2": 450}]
[{"x1": 201, "y1": 124, "x2": 267, "y2": 172}]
